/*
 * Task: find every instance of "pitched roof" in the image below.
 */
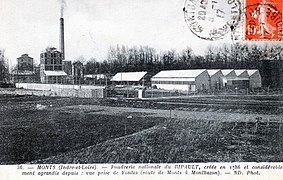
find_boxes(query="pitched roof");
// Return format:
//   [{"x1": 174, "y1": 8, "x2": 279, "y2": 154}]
[
  {"x1": 221, "y1": 69, "x2": 234, "y2": 76},
  {"x1": 207, "y1": 69, "x2": 221, "y2": 76},
  {"x1": 111, "y1": 71, "x2": 147, "y2": 82},
  {"x1": 44, "y1": 71, "x2": 67, "y2": 76},
  {"x1": 152, "y1": 69, "x2": 206, "y2": 78},
  {"x1": 247, "y1": 69, "x2": 259, "y2": 76},
  {"x1": 234, "y1": 69, "x2": 247, "y2": 76}
]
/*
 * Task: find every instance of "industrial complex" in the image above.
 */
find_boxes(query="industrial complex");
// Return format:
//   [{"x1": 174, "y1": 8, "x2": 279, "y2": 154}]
[
  {"x1": 2, "y1": 0, "x2": 283, "y2": 167},
  {"x1": 0, "y1": 5, "x2": 277, "y2": 99}
]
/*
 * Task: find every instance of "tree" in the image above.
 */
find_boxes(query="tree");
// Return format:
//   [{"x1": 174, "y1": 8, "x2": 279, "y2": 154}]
[{"x1": 0, "y1": 49, "x2": 9, "y2": 83}]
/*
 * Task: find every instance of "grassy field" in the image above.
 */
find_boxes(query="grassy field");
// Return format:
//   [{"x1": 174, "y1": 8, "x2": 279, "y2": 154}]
[
  {"x1": 0, "y1": 95, "x2": 165, "y2": 164},
  {"x1": 35, "y1": 118, "x2": 283, "y2": 163},
  {"x1": 0, "y1": 94, "x2": 283, "y2": 164}
]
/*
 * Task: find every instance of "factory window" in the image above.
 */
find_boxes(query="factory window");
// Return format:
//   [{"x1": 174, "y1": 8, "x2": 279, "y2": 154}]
[{"x1": 45, "y1": 66, "x2": 51, "y2": 70}]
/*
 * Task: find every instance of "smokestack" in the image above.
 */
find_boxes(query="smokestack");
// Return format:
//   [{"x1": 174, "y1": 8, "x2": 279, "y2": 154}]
[{"x1": 59, "y1": 17, "x2": 65, "y2": 60}]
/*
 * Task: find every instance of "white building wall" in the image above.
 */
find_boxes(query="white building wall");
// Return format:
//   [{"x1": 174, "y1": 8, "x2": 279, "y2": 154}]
[
  {"x1": 152, "y1": 84, "x2": 195, "y2": 91},
  {"x1": 151, "y1": 71, "x2": 209, "y2": 91},
  {"x1": 16, "y1": 83, "x2": 105, "y2": 91}
]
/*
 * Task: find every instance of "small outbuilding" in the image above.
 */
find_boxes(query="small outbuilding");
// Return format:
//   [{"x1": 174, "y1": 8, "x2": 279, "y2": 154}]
[
  {"x1": 13, "y1": 71, "x2": 35, "y2": 83},
  {"x1": 84, "y1": 74, "x2": 108, "y2": 85},
  {"x1": 151, "y1": 69, "x2": 210, "y2": 91},
  {"x1": 41, "y1": 70, "x2": 67, "y2": 84}
]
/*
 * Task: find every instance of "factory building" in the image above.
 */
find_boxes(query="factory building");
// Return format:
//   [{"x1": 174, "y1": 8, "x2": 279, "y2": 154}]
[
  {"x1": 228, "y1": 70, "x2": 250, "y2": 89},
  {"x1": 13, "y1": 54, "x2": 35, "y2": 83},
  {"x1": 111, "y1": 71, "x2": 148, "y2": 86},
  {"x1": 151, "y1": 69, "x2": 210, "y2": 91},
  {"x1": 84, "y1": 74, "x2": 108, "y2": 85},
  {"x1": 62, "y1": 60, "x2": 73, "y2": 84},
  {"x1": 247, "y1": 69, "x2": 262, "y2": 88},
  {"x1": 40, "y1": 47, "x2": 67, "y2": 84},
  {"x1": 207, "y1": 69, "x2": 224, "y2": 90},
  {"x1": 62, "y1": 60, "x2": 72, "y2": 76},
  {"x1": 151, "y1": 69, "x2": 262, "y2": 91},
  {"x1": 17, "y1": 54, "x2": 34, "y2": 72},
  {"x1": 72, "y1": 61, "x2": 84, "y2": 84},
  {"x1": 221, "y1": 69, "x2": 247, "y2": 89},
  {"x1": 221, "y1": 69, "x2": 262, "y2": 89},
  {"x1": 38, "y1": 15, "x2": 68, "y2": 84}
]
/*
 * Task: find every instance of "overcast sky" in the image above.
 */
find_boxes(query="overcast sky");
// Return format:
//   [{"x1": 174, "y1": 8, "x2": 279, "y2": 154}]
[{"x1": 0, "y1": 0, "x2": 244, "y2": 66}]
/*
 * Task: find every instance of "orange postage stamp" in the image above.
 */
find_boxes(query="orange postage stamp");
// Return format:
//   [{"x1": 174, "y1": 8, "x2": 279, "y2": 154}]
[{"x1": 245, "y1": 0, "x2": 283, "y2": 40}]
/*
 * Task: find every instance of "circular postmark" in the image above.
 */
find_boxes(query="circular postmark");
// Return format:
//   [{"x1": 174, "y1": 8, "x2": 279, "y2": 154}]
[
  {"x1": 244, "y1": 0, "x2": 283, "y2": 40},
  {"x1": 183, "y1": 0, "x2": 242, "y2": 41}
]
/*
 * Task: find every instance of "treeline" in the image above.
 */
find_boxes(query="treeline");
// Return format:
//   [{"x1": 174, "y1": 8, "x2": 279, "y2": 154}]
[{"x1": 84, "y1": 43, "x2": 283, "y2": 76}]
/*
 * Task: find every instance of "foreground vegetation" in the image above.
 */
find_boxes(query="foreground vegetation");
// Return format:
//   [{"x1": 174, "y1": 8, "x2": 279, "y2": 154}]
[
  {"x1": 35, "y1": 118, "x2": 283, "y2": 163},
  {"x1": 0, "y1": 94, "x2": 282, "y2": 164},
  {"x1": 0, "y1": 95, "x2": 165, "y2": 164}
]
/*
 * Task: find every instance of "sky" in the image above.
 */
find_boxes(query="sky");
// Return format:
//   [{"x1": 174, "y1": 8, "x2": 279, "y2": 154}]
[{"x1": 0, "y1": 0, "x2": 256, "y2": 66}]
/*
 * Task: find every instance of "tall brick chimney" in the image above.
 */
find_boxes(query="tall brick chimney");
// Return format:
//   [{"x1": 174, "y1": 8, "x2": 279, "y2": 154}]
[{"x1": 59, "y1": 18, "x2": 65, "y2": 60}]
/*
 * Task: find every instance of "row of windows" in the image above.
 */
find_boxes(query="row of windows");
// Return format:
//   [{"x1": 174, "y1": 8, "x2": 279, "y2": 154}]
[
  {"x1": 41, "y1": 53, "x2": 62, "y2": 58},
  {"x1": 152, "y1": 81, "x2": 195, "y2": 85},
  {"x1": 45, "y1": 66, "x2": 63, "y2": 71},
  {"x1": 18, "y1": 59, "x2": 33, "y2": 63},
  {"x1": 44, "y1": 59, "x2": 62, "y2": 65}
]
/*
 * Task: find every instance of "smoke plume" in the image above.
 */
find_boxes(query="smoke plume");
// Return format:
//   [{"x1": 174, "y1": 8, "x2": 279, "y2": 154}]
[{"x1": 60, "y1": 0, "x2": 67, "y2": 18}]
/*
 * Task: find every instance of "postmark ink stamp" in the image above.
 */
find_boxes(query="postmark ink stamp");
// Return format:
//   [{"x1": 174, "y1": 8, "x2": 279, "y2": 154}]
[
  {"x1": 183, "y1": 0, "x2": 242, "y2": 41},
  {"x1": 245, "y1": 0, "x2": 283, "y2": 40}
]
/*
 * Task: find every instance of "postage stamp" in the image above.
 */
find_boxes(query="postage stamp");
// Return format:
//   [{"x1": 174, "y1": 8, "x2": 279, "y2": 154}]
[
  {"x1": 183, "y1": 0, "x2": 242, "y2": 41},
  {"x1": 245, "y1": 0, "x2": 283, "y2": 40}
]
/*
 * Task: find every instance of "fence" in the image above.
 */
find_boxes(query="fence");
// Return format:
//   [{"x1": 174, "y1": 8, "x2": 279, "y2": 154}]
[
  {"x1": 141, "y1": 87, "x2": 283, "y2": 98},
  {"x1": 210, "y1": 87, "x2": 283, "y2": 96},
  {"x1": 9, "y1": 83, "x2": 283, "y2": 99},
  {"x1": 0, "y1": 88, "x2": 106, "y2": 99},
  {"x1": 12, "y1": 83, "x2": 106, "y2": 98},
  {"x1": 144, "y1": 89, "x2": 194, "y2": 98}
]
